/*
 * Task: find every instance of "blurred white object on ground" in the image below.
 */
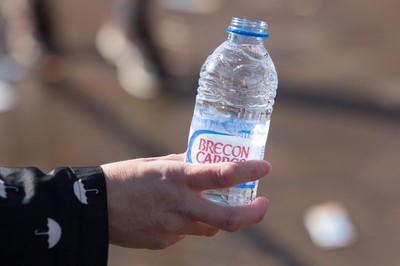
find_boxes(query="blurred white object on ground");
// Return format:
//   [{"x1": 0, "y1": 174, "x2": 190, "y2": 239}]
[{"x1": 304, "y1": 201, "x2": 357, "y2": 249}]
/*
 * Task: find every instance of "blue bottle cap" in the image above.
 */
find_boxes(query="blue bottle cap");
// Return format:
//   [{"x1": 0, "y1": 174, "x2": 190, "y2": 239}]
[{"x1": 227, "y1": 17, "x2": 269, "y2": 39}]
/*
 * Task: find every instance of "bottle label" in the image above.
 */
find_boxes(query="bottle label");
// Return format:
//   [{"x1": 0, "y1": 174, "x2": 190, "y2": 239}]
[{"x1": 185, "y1": 116, "x2": 269, "y2": 189}]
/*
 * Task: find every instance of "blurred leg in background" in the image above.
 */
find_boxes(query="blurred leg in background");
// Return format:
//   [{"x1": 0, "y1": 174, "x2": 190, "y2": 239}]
[
  {"x1": 96, "y1": 0, "x2": 168, "y2": 99},
  {"x1": 31, "y1": 0, "x2": 65, "y2": 82},
  {"x1": 0, "y1": 0, "x2": 26, "y2": 113},
  {"x1": 0, "y1": 0, "x2": 64, "y2": 83},
  {"x1": 96, "y1": 0, "x2": 226, "y2": 99},
  {"x1": 0, "y1": 0, "x2": 40, "y2": 68}
]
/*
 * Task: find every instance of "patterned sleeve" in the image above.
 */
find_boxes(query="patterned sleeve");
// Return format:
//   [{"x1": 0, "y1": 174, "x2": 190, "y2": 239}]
[{"x1": 0, "y1": 166, "x2": 109, "y2": 266}]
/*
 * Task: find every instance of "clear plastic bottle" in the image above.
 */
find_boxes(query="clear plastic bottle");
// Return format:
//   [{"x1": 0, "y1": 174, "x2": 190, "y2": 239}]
[{"x1": 185, "y1": 17, "x2": 278, "y2": 205}]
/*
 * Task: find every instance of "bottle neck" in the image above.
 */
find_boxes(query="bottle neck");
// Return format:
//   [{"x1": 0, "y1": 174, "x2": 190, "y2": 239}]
[
  {"x1": 226, "y1": 17, "x2": 268, "y2": 45},
  {"x1": 227, "y1": 32, "x2": 265, "y2": 45}
]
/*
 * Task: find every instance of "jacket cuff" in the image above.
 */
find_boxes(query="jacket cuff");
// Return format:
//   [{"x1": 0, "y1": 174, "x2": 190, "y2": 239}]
[{"x1": 69, "y1": 166, "x2": 109, "y2": 265}]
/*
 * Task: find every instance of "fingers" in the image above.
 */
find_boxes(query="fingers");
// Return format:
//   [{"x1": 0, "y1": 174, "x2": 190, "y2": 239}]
[
  {"x1": 180, "y1": 221, "x2": 220, "y2": 237},
  {"x1": 188, "y1": 197, "x2": 269, "y2": 232},
  {"x1": 144, "y1": 235, "x2": 185, "y2": 250},
  {"x1": 162, "y1": 153, "x2": 185, "y2": 161},
  {"x1": 185, "y1": 160, "x2": 271, "y2": 191}
]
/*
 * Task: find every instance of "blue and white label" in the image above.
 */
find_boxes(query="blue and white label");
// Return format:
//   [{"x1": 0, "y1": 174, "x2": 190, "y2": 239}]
[{"x1": 185, "y1": 116, "x2": 270, "y2": 189}]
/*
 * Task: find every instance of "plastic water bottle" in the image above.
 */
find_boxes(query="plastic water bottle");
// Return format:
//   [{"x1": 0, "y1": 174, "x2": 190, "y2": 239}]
[{"x1": 185, "y1": 17, "x2": 278, "y2": 205}]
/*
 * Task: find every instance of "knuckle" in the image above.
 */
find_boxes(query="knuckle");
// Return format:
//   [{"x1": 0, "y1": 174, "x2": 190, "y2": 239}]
[
  {"x1": 163, "y1": 220, "x2": 182, "y2": 234},
  {"x1": 162, "y1": 165, "x2": 179, "y2": 182},
  {"x1": 205, "y1": 227, "x2": 219, "y2": 237},
  {"x1": 222, "y1": 211, "x2": 242, "y2": 232},
  {"x1": 215, "y1": 164, "x2": 236, "y2": 187},
  {"x1": 160, "y1": 209, "x2": 187, "y2": 234}
]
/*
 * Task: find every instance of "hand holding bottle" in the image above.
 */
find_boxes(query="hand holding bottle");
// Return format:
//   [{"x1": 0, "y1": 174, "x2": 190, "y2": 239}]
[{"x1": 101, "y1": 153, "x2": 270, "y2": 249}]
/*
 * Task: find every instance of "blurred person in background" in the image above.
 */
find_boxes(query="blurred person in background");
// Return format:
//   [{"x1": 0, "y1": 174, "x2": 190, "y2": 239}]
[
  {"x1": 96, "y1": 0, "x2": 170, "y2": 99},
  {"x1": 96, "y1": 0, "x2": 226, "y2": 99},
  {"x1": 1, "y1": 0, "x2": 226, "y2": 98},
  {"x1": 0, "y1": 0, "x2": 64, "y2": 82},
  {"x1": 1, "y1": 0, "x2": 187, "y2": 98},
  {"x1": 0, "y1": 154, "x2": 270, "y2": 265}
]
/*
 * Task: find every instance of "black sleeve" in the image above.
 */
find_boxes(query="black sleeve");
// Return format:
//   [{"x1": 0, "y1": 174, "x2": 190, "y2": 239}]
[{"x1": 0, "y1": 166, "x2": 109, "y2": 266}]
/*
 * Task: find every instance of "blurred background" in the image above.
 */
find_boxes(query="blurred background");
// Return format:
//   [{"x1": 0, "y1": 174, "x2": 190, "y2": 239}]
[{"x1": 0, "y1": 0, "x2": 399, "y2": 265}]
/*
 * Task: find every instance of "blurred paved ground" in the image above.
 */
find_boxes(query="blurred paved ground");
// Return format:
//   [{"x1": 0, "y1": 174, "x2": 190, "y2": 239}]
[{"x1": 1, "y1": 0, "x2": 400, "y2": 265}]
